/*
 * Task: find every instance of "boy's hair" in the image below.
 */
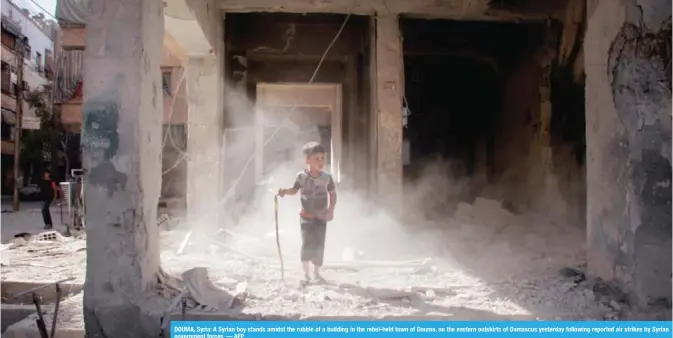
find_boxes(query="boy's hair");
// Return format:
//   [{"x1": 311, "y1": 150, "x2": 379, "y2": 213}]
[{"x1": 302, "y1": 142, "x2": 325, "y2": 157}]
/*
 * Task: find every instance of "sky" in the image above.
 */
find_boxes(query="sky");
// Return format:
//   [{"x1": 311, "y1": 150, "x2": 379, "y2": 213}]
[{"x1": 15, "y1": 0, "x2": 57, "y2": 18}]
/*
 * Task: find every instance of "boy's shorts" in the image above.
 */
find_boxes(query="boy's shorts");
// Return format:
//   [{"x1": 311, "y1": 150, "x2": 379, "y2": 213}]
[{"x1": 300, "y1": 217, "x2": 327, "y2": 266}]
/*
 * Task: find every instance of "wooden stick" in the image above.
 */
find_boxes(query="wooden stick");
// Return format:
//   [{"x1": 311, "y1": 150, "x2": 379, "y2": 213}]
[{"x1": 274, "y1": 195, "x2": 285, "y2": 281}]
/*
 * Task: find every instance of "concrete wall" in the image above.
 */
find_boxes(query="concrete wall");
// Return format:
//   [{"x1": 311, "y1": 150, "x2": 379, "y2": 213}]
[{"x1": 585, "y1": 0, "x2": 671, "y2": 307}]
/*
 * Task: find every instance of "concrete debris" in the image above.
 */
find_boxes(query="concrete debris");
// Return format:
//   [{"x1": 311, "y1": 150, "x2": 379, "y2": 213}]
[
  {"x1": 34, "y1": 231, "x2": 66, "y2": 242},
  {"x1": 13, "y1": 232, "x2": 32, "y2": 240},
  {"x1": 216, "y1": 228, "x2": 260, "y2": 243},
  {"x1": 235, "y1": 281, "x2": 249, "y2": 302},
  {"x1": 424, "y1": 289, "x2": 437, "y2": 300},
  {"x1": 181, "y1": 267, "x2": 237, "y2": 311},
  {"x1": 592, "y1": 277, "x2": 627, "y2": 303},
  {"x1": 609, "y1": 299, "x2": 623, "y2": 312},
  {"x1": 559, "y1": 266, "x2": 586, "y2": 282},
  {"x1": 411, "y1": 265, "x2": 438, "y2": 275},
  {"x1": 10, "y1": 237, "x2": 27, "y2": 249},
  {"x1": 324, "y1": 258, "x2": 432, "y2": 270}
]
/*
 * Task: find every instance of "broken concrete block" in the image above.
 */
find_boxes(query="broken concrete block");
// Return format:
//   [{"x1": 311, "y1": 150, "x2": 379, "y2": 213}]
[{"x1": 182, "y1": 267, "x2": 235, "y2": 311}]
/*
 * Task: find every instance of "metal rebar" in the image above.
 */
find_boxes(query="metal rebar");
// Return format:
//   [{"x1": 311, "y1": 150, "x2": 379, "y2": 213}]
[
  {"x1": 50, "y1": 284, "x2": 62, "y2": 338},
  {"x1": 11, "y1": 277, "x2": 76, "y2": 300}
]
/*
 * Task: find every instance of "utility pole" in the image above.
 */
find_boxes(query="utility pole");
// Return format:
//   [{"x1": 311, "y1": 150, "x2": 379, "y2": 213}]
[{"x1": 12, "y1": 36, "x2": 25, "y2": 211}]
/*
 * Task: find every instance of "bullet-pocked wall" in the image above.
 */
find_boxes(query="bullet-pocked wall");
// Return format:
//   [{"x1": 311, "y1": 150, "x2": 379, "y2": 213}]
[
  {"x1": 401, "y1": 18, "x2": 587, "y2": 225},
  {"x1": 222, "y1": 13, "x2": 373, "y2": 213}
]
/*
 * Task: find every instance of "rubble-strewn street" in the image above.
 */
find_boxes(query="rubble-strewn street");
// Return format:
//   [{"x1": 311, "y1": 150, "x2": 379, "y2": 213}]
[
  {"x1": 1, "y1": 197, "x2": 620, "y2": 335},
  {"x1": 1, "y1": 1, "x2": 671, "y2": 336}
]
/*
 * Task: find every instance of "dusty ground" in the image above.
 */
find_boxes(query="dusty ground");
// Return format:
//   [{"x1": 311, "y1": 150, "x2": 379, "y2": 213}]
[
  {"x1": 160, "y1": 197, "x2": 609, "y2": 321},
  {"x1": 1, "y1": 196, "x2": 619, "y2": 329}
]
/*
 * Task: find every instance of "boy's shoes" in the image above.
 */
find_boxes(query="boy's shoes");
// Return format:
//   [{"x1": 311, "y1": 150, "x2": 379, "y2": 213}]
[
  {"x1": 313, "y1": 274, "x2": 327, "y2": 285},
  {"x1": 300, "y1": 274, "x2": 311, "y2": 287}
]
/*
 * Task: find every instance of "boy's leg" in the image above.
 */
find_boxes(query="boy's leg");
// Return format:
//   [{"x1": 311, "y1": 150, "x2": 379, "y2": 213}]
[
  {"x1": 299, "y1": 219, "x2": 313, "y2": 283},
  {"x1": 312, "y1": 220, "x2": 328, "y2": 281}
]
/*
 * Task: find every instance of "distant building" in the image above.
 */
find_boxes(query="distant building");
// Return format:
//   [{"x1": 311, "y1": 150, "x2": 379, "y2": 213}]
[
  {"x1": 55, "y1": 0, "x2": 188, "y2": 202},
  {"x1": 0, "y1": 0, "x2": 55, "y2": 194}
]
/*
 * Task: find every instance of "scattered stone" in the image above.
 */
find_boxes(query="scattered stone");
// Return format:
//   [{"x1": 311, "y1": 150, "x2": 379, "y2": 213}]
[
  {"x1": 604, "y1": 312, "x2": 620, "y2": 320},
  {"x1": 593, "y1": 278, "x2": 626, "y2": 302},
  {"x1": 424, "y1": 289, "x2": 437, "y2": 300},
  {"x1": 10, "y1": 237, "x2": 27, "y2": 248},
  {"x1": 323, "y1": 290, "x2": 343, "y2": 301},
  {"x1": 559, "y1": 266, "x2": 586, "y2": 282},
  {"x1": 283, "y1": 294, "x2": 299, "y2": 301},
  {"x1": 13, "y1": 232, "x2": 31, "y2": 239},
  {"x1": 411, "y1": 265, "x2": 437, "y2": 275},
  {"x1": 583, "y1": 288, "x2": 595, "y2": 301},
  {"x1": 609, "y1": 300, "x2": 622, "y2": 312}
]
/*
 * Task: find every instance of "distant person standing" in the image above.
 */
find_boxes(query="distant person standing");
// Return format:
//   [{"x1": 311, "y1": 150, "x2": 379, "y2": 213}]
[{"x1": 39, "y1": 169, "x2": 58, "y2": 230}]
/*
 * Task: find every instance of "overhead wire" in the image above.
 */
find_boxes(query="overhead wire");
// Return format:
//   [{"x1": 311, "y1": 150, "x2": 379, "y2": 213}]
[
  {"x1": 28, "y1": 0, "x2": 354, "y2": 198},
  {"x1": 26, "y1": 0, "x2": 188, "y2": 175},
  {"x1": 218, "y1": 8, "x2": 353, "y2": 207}
]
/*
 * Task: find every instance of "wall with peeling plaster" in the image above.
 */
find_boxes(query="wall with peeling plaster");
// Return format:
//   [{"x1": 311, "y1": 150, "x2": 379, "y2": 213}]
[
  {"x1": 81, "y1": 0, "x2": 167, "y2": 336},
  {"x1": 586, "y1": 0, "x2": 671, "y2": 307}
]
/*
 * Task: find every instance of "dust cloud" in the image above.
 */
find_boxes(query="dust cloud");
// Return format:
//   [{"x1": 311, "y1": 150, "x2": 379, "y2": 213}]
[
  {"x1": 154, "y1": 79, "x2": 607, "y2": 321},
  {"x1": 160, "y1": 80, "x2": 582, "y2": 273}
]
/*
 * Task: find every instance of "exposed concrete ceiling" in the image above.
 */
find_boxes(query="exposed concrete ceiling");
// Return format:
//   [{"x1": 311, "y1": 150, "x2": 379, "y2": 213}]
[
  {"x1": 165, "y1": 16, "x2": 212, "y2": 55},
  {"x1": 163, "y1": 0, "x2": 213, "y2": 55},
  {"x1": 216, "y1": 0, "x2": 567, "y2": 21},
  {"x1": 217, "y1": 0, "x2": 490, "y2": 17},
  {"x1": 164, "y1": 0, "x2": 194, "y2": 20}
]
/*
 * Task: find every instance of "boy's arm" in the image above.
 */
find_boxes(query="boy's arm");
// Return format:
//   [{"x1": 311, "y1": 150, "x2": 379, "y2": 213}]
[
  {"x1": 279, "y1": 173, "x2": 303, "y2": 197},
  {"x1": 279, "y1": 187, "x2": 298, "y2": 196}
]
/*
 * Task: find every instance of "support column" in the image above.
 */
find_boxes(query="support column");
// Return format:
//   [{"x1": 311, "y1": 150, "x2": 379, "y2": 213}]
[
  {"x1": 186, "y1": 54, "x2": 224, "y2": 224},
  {"x1": 585, "y1": 0, "x2": 671, "y2": 307},
  {"x1": 374, "y1": 15, "x2": 404, "y2": 201},
  {"x1": 81, "y1": 0, "x2": 166, "y2": 336}
]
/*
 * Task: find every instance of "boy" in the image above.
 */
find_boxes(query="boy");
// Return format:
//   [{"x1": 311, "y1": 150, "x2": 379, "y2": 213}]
[
  {"x1": 278, "y1": 142, "x2": 337, "y2": 285},
  {"x1": 39, "y1": 169, "x2": 58, "y2": 230}
]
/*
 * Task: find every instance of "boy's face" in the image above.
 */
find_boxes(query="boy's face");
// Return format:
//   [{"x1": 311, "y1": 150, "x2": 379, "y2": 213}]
[
  {"x1": 305, "y1": 152, "x2": 325, "y2": 171},
  {"x1": 43, "y1": 172, "x2": 50, "y2": 180}
]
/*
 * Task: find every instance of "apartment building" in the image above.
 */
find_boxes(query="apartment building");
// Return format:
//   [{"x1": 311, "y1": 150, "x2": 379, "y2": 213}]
[
  {"x1": 56, "y1": 0, "x2": 188, "y2": 201},
  {"x1": 0, "y1": 0, "x2": 55, "y2": 195}
]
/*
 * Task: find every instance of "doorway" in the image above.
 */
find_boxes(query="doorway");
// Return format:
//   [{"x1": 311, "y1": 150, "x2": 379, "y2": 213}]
[{"x1": 255, "y1": 83, "x2": 342, "y2": 183}]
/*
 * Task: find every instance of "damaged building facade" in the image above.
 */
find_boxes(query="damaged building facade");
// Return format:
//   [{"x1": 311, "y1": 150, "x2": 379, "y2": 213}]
[{"x1": 77, "y1": 0, "x2": 670, "y2": 336}]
